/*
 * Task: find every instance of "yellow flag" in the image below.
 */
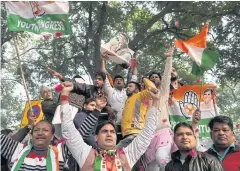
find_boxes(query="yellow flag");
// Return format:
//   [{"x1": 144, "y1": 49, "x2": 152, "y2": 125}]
[{"x1": 20, "y1": 100, "x2": 44, "y2": 128}]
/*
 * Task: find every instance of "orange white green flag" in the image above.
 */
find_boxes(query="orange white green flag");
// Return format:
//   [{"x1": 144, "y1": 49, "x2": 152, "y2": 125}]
[
  {"x1": 174, "y1": 24, "x2": 220, "y2": 76},
  {"x1": 5, "y1": 1, "x2": 72, "y2": 35}
]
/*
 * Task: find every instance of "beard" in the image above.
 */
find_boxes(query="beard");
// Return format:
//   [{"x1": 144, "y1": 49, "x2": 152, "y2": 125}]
[
  {"x1": 126, "y1": 90, "x2": 133, "y2": 97},
  {"x1": 171, "y1": 74, "x2": 178, "y2": 82},
  {"x1": 114, "y1": 84, "x2": 124, "y2": 90}
]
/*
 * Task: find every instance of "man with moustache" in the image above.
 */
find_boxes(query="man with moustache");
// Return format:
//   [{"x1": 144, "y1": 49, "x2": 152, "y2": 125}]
[
  {"x1": 100, "y1": 56, "x2": 138, "y2": 139},
  {"x1": 206, "y1": 116, "x2": 240, "y2": 171},
  {"x1": 60, "y1": 80, "x2": 160, "y2": 171},
  {"x1": 165, "y1": 122, "x2": 223, "y2": 171},
  {"x1": 1, "y1": 120, "x2": 70, "y2": 170},
  {"x1": 117, "y1": 78, "x2": 156, "y2": 149}
]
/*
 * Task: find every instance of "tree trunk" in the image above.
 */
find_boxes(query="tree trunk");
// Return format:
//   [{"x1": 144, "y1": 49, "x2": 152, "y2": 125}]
[{"x1": 94, "y1": 2, "x2": 107, "y2": 73}]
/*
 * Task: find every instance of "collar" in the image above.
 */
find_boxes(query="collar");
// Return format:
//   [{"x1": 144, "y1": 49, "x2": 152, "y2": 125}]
[
  {"x1": 210, "y1": 143, "x2": 236, "y2": 153},
  {"x1": 209, "y1": 143, "x2": 236, "y2": 162},
  {"x1": 82, "y1": 109, "x2": 91, "y2": 114},
  {"x1": 171, "y1": 149, "x2": 197, "y2": 162}
]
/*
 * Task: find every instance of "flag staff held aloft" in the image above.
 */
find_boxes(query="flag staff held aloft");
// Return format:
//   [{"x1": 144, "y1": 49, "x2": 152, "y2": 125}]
[
  {"x1": 5, "y1": 1, "x2": 72, "y2": 123},
  {"x1": 12, "y1": 33, "x2": 33, "y2": 115}
]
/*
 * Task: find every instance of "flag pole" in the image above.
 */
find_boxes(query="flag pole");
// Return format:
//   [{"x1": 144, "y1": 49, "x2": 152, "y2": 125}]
[
  {"x1": 198, "y1": 73, "x2": 204, "y2": 110},
  {"x1": 212, "y1": 89, "x2": 218, "y2": 115},
  {"x1": 12, "y1": 33, "x2": 33, "y2": 115}
]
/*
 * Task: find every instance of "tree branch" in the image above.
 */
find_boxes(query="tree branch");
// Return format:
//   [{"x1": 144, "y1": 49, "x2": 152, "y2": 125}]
[
  {"x1": 129, "y1": 1, "x2": 180, "y2": 51},
  {"x1": 94, "y1": 2, "x2": 108, "y2": 72}
]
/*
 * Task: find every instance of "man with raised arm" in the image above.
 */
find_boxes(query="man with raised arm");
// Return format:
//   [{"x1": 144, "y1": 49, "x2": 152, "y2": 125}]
[
  {"x1": 60, "y1": 81, "x2": 159, "y2": 171},
  {"x1": 145, "y1": 47, "x2": 178, "y2": 171},
  {"x1": 100, "y1": 56, "x2": 138, "y2": 135}
]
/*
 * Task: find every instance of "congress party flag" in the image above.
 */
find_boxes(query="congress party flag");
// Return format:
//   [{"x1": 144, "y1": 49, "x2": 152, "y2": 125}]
[
  {"x1": 169, "y1": 84, "x2": 218, "y2": 149},
  {"x1": 20, "y1": 100, "x2": 44, "y2": 128},
  {"x1": 5, "y1": 1, "x2": 72, "y2": 35},
  {"x1": 174, "y1": 24, "x2": 220, "y2": 76}
]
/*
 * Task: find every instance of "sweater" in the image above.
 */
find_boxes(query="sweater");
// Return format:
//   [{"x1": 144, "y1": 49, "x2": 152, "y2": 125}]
[{"x1": 1, "y1": 134, "x2": 70, "y2": 171}]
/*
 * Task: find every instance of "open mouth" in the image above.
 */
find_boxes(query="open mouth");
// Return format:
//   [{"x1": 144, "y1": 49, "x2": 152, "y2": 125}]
[
  {"x1": 181, "y1": 141, "x2": 190, "y2": 144},
  {"x1": 36, "y1": 137, "x2": 46, "y2": 140}
]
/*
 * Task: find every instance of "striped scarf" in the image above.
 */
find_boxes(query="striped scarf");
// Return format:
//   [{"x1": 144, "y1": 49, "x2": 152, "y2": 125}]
[{"x1": 11, "y1": 143, "x2": 59, "y2": 171}]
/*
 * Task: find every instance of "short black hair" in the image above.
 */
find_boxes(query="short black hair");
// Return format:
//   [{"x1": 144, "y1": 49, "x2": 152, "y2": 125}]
[
  {"x1": 149, "y1": 72, "x2": 162, "y2": 80},
  {"x1": 208, "y1": 116, "x2": 233, "y2": 131},
  {"x1": 128, "y1": 81, "x2": 141, "y2": 91},
  {"x1": 95, "y1": 71, "x2": 106, "y2": 81},
  {"x1": 1, "y1": 129, "x2": 13, "y2": 136},
  {"x1": 31, "y1": 120, "x2": 55, "y2": 135},
  {"x1": 95, "y1": 121, "x2": 117, "y2": 135},
  {"x1": 84, "y1": 98, "x2": 96, "y2": 105},
  {"x1": 113, "y1": 75, "x2": 125, "y2": 83},
  {"x1": 174, "y1": 122, "x2": 194, "y2": 134},
  {"x1": 73, "y1": 75, "x2": 85, "y2": 81}
]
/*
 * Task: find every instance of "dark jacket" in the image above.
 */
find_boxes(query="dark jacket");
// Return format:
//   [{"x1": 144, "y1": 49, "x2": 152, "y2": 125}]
[
  {"x1": 165, "y1": 150, "x2": 224, "y2": 171},
  {"x1": 72, "y1": 82, "x2": 117, "y2": 122},
  {"x1": 59, "y1": 77, "x2": 85, "y2": 109},
  {"x1": 72, "y1": 82, "x2": 104, "y2": 99},
  {"x1": 41, "y1": 99, "x2": 58, "y2": 122},
  {"x1": 206, "y1": 144, "x2": 240, "y2": 171},
  {"x1": 206, "y1": 144, "x2": 239, "y2": 162}
]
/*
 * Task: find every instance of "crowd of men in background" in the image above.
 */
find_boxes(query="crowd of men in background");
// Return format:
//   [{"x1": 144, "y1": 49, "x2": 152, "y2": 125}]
[{"x1": 1, "y1": 46, "x2": 239, "y2": 171}]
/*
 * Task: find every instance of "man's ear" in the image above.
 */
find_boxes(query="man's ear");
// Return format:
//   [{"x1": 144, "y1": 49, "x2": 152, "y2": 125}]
[{"x1": 95, "y1": 135, "x2": 98, "y2": 142}]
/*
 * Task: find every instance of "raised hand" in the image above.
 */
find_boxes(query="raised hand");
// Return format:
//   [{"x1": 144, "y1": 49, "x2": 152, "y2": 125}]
[
  {"x1": 148, "y1": 87, "x2": 160, "y2": 100},
  {"x1": 61, "y1": 81, "x2": 74, "y2": 93},
  {"x1": 129, "y1": 58, "x2": 137, "y2": 68},
  {"x1": 192, "y1": 109, "x2": 201, "y2": 125},
  {"x1": 164, "y1": 46, "x2": 175, "y2": 58},
  {"x1": 28, "y1": 111, "x2": 36, "y2": 128},
  {"x1": 47, "y1": 67, "x2": 59, "y2": 76},
  {"x1": 96, "y1": 96, "x2": 107, "y2": 111},
  {"x1": 179, "y1": 91, "x2": 199, "y2": 119}
]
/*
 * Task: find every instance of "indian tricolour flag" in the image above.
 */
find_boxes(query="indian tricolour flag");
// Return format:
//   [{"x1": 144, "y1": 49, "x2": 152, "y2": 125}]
[
  {"x1": 174, "y1": 24, "x2": 220, "y2": 76},
  {"x1": 5, "y1": 1, "x2": 72, "y2": 35}
]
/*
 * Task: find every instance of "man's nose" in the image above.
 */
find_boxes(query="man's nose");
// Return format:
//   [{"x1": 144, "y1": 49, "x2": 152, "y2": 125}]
[
  {"x1": 37, "y1": 130, "x2": 43, "y2": 135},
  {"x1": 106, "y1": 131, "x2": 112, "y2": 136},
  {"x1": 218, "y1": 130, "x2": 225, "y2": 135}
]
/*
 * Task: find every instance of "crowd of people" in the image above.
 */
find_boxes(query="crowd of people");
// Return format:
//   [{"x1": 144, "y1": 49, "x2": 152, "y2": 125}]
[{"x1": 1, "y1": 46, "x2": 239, "y2": 171}]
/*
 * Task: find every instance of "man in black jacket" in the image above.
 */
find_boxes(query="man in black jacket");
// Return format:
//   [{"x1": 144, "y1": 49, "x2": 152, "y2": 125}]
[
  {"x1": 40, "y1": 87, "x2": 58, "y2": 122},
  {"x1": 70, "y1": 71, "x2": 117, "y2": 122},
  {"x1": 206, "y1": 116, "x2": 240, "y2": 171},
  {"x1": 165, "y1": 122, "x2": 223, "y2": 171}
]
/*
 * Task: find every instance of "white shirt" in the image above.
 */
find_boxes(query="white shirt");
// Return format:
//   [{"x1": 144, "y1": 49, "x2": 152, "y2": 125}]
[{"x1": 104, "y1": 75, "x2": 137, "y2": 125}]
